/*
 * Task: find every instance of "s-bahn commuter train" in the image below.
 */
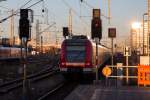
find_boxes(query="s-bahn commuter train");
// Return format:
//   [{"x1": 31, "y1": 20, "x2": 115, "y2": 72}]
[
  {"x1": 59, "y1": 35, "x2": 110, "y2": 79},
  {"x1": 0, "y1": 46, "x2": 25, "y2": 60}
]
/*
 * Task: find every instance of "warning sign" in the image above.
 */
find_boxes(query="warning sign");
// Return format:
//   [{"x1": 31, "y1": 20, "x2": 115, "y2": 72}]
[{"x1": 102, "y1": 66, "x2": 112, "y2": 77}]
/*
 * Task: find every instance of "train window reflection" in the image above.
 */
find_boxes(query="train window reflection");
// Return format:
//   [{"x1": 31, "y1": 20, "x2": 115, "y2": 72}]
[
  {"x1": 66, "y1": 46, "x2": 85, "y2": 51},
  {"x1": 66, "y1": 51, "x2": 85, "y2": 62},
  {"x1": 66, "y1": 46, "x2": 85, "y2": 62}
]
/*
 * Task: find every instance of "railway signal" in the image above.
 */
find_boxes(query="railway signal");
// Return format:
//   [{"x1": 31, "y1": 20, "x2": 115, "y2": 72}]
[
  {"x1": 91, "y1": 9, "x2": 103, "y2": 82},
  {"x1": 20, "y1": 9, "x2": 28, "y2": 19},
  {"x1": 19, "y1": 18, "x2": 30, "y2": 39},
  {"x1": 63, "y1": 27, "x2": 69, "y2": 38},
  {"x1": 91, "y1": 9, "x2": 102, "y2": 40},
  {"x1": 19, "y1": 9, "x2": 33, "y2": 100},
  {"x1": 91, "y1": 18, "x2": 102, "y2": 39},
  {"x1": 19, "y1": 9, "x2": 33, "y2": 40}
]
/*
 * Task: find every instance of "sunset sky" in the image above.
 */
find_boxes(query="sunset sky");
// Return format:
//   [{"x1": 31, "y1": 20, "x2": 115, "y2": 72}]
[{"x1": 0, "y1": 0, "x2": 147, "y2": 44}]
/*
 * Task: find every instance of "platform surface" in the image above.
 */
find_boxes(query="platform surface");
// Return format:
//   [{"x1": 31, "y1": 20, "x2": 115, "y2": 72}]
[{"x1": 65, "y1": 85, "x2": 150, "y2": 100}]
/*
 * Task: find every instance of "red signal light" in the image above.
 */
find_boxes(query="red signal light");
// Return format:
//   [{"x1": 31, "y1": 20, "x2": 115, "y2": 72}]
[
  {"x1": 95, "y1": 23, "x2": 98, "y2": 27},
  {"x1": 91, "y1": 18, "x2": 102, "y2": 39},
  {"x1": 94, "y1": 19, "x2": 100, "y2": 27}
]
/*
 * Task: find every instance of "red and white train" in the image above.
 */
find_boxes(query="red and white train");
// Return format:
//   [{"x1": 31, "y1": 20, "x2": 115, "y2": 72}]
[{"x1": 59, "y1": 35, "x2": 110, "y2": 78}]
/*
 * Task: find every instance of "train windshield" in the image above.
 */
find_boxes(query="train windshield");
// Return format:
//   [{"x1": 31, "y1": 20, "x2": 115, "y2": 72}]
[{"x1": 66, "y1": 46, "x2": 85, "y2": 62}]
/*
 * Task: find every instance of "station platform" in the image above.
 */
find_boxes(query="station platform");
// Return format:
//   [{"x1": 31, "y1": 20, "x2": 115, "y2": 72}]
[{"x1": 65, "y1": 81, "x2": 150, "y2": 100}]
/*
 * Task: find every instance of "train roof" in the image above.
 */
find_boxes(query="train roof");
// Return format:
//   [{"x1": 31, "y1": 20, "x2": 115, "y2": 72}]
[
  {"x1": 62, "y1": 35, "x2": 110, "y2": 50},
  {"x1": 71, "y1": 35, "x2": 87, "y2": 39},
  {"x1": 91, "y1": 42, "x2": 110, "y2": 50},
  {"x1": 63, "y1": 35, "x2": 90, "y2": 44}
]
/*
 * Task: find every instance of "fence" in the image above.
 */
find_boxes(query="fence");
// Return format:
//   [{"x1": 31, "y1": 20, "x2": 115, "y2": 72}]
[{"x1": 106, "y1": 65, "x2": 150, "y2": 86}]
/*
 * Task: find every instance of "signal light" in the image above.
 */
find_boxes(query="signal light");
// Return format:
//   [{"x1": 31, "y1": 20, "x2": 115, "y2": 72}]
[
  {"x1": 63, "y1": 27, "x2": 69, "y2": 38},
  {"x1": 91, "y1": 18, "x2": 102, "y2": 39},
  {"x1": 95, "y1": 23, "x2": 98, "y2": 27},
  {"x1": 20, "y1": 9, "x2": 28, "y2": 19},
  {"x1": 19, "y1": 18, "x2": 30, "y2": 39},
  {"x1": 19, "y1": 9, "x2": 33, "y2": 39},
  {"x1": 93, "y1": 9, "x2": 100, "y2": 19}
]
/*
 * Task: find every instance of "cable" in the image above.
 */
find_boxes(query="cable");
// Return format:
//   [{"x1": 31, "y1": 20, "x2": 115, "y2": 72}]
[
  {"x1": 82, "y1": 0, "x2": 110, "y2": 20},
  {"x1": 82, "y1": 0, "x2": 94, "y2": 9},
  {"x1": 62, "y1": 0, "x2": 90, "y2": 29},
  {"x1": 12, "y1": 0, "x2": 34, "y2": 15},
  {"x1": 62, "y1": 0, "x2": 91, "y2": 36},
  {"x1": 0, "y1": 0, "x2": 43, "y2": 23},
  {"x1": 26, "y1": 0, "x2": 43, "y2": 9},
  {"x1": 62, "y1": 0, "x2": 79, "y2": 16},
  {"x1": 0, "y1": 0, "x2": 32, "y2": 23},
  {"x1": 19, "y1": 0, "x2": 34, "y2": 9},
  {"x1": 39, "y1": 22, "x2": 56, "y2": 35}
]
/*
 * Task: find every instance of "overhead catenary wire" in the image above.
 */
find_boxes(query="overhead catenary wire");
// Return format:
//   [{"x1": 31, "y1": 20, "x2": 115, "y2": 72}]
[
  {"x1": 62, "y1": 0, "x2": 90, "y2": 31},
  {"x1": 19, "y1": 0, "x2": 34, "y2": 9},
  {"x1": 62, "y1": 0, "x2": 111, "y2": 36},
  {"x1": 81, "y1": 0, "x2": 110, "y2": 20},
  {"x1": 0, "y1": 0, "x2": 43, "y2": 23},
  {"x1": 38, "y1": 22, "x2": 56, "y2": 35},
  {"x1": 82, "y1": 0, "x2": 94, "y2": 9},
  {"x1": 79, "y1": 0, "x2": 91, "y2": 18},
  {"x1": 26, "y1": 0, "x2": 44, "y2": 9},
  {"x1": 0, "y1": 0, "x2": 33, "y2": 23}
]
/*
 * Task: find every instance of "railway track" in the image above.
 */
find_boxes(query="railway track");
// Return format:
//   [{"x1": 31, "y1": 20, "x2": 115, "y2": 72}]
[
  {"x1": 0, "y1": 67, "x2": 59, "y2": 94},
  {"x1": 38, "y1": 82, "x2": 65, "y2": 100},
  {"x1": 37, "y1": 81, "x2": 79, "y2": 100},
  {"x1": 0, "y1": 53, "x2": 59, "y2": 81}
]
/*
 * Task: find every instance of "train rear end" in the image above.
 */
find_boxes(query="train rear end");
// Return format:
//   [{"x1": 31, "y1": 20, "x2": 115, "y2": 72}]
[{"x1": 60, "y1": 37, "x2": 94, "y2": 79}]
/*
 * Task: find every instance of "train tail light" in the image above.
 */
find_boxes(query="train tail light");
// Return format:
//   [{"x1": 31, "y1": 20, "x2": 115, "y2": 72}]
[
  {"x1": 61, "y1": 41, "x2": 66, "y2": 67},
  {"x1": 85, "y1": 40, "x2": 92, "y2": 67},
  {"x1": 85, "y1": 62, "x2": 90, "y2": 66},
  {"x1": 61, "y1": 62, "x2": 66, "y2": 66}
]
